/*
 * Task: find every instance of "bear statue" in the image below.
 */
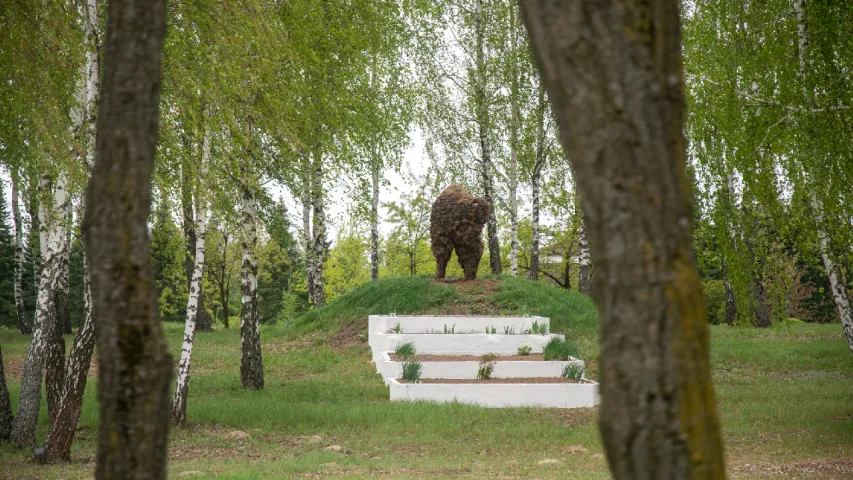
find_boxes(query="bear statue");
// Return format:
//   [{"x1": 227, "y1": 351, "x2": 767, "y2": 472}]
[{"x1": 429, "y1": 184, "x2": 492, "y2": 280}]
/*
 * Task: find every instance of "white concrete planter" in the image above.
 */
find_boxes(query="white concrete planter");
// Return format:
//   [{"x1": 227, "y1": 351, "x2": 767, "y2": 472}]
[
  {"x1": 387, "y1": 378, "x2": 600, "y2": 409},
  {"x1": 368, "y1": 315, "x2": 550, "y2": 335},
  {"x1": 376, "y1": 351, "x2": 584, "y2": 379},
  {"x1": 369, "y1": 332, "x2": 562, "y2": 362}
]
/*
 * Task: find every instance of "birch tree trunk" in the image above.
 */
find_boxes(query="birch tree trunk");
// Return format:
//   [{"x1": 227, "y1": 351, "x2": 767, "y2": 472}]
[
  {"x1": 370, "y1": 156, "x2": 381, "y2": 281},
  {"x1": 171, "y1": 198, "x2": 209, "y2": 425},
  {"x1": 508, "y1": 4, "x2": 520, "y2": 277},
  {"x1": 240, "y1": 120, "x2": 264, "y2": 390},
  {"x1": 11, "y1": 171, "x2": 30, "y2": 334},
  {"x1": 577, "y1": 215, "x2": 590, "y2": 295},
  {"x1": 11, "y1": 175, "x2": 56, "y2": 447},
  {"x1": 45, "y1": 173, "x2": 72, "y2": 428},
  {"x1": 528, "y1": 162, "x2": 541, "y2": 281},
  {"x1": 527, "y1": 86, "x2": 546, "y2": 282},
  {"x1": 40, "y1": 1, "x2": 102, "y2": 460},
  {"x1": 219, "y1": 233, "x2": 229, "y2": 328},
  {"x1": 793, "y1": 0, "x2": 853, "y2": 351},
  {"x1": 310, "y1": 149, "x2": 327, "y2": 307},
  {"x1": 83, "y1": 0, "x2": 172, "y2": 475},
  {"x1": 301, "y1": 163, "x2": 316, "y2": 302},
  {"x1": 182, "y1": 146, "x2": 213, "y2": 333},
  {"x1": 59, "y1": 209, "x2": 72, "y2": 334},
  {"x1": 520, "y1": 2, "x2": 726, "y2": 478},
  {"x1": 474, "y1": 0, "x2": 501, "y2": 275}
]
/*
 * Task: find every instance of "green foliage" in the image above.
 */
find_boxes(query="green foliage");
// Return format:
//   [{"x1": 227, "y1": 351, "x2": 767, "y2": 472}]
[
  {"x1": 391, "y1": 323, "x2": 402, "y2": 334},
  {"x1": 0, "y1": 187, "x2": 16, "y2": 327},
  {"x1": 151, "y1": 194, "x2": 187, "y2": 323},
  {"x1": 401, "y1": 361, "x2": 423, "y2": 383},
  {"x1": 543, "y1": 337, "x2": 575, "y2": 362},
  {"x1": 476, "y1": 354, "x2": 497, "y2": 380},
  {"x1": 394, "y1": 342, "x2": 416, "y2": 360},
  {"x1": 561, "y1": 363, "x2": 584, "y2": 382},
  {"x1": 525, "y1": 320, "x2": 548, "y2": 335},
  {"x1": 703, "y1": 279, "x2": 727, "y2": 325},
  {"x1": 485, "y1": 325, "x2": 497, "y2": 334},
  {"x1": 443, "y1": 324, "x2": 455, "y2": 334},
  {"x1": 516, "y1": 345, "x2": 532, "y2": 356},
  {"x1": 325, "y1": 220, "x2": 371, "y2": 303}
]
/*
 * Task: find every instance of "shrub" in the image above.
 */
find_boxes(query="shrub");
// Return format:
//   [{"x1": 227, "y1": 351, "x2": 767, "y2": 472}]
[
  {"x1": 477, "y1": 354, "x2": 498, "y2": 379},
  {"x1": 395, "y1": 342, "x2": 416, "y2": 360},
  {"x1": 543, "y1": 337, "x2": 575, "y2": 361},
  {"x1": 517, "y1": 345, "x2": 532, "y2": 356}
]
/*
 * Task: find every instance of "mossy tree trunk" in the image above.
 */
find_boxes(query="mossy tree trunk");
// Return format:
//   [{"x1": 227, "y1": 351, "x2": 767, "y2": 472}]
[
  {"x1": 82, "y1": 0, "x2": 173, "y2": 476},
  {"x1": 520, "y1": 1, "x2": 726, "y2": 478}
]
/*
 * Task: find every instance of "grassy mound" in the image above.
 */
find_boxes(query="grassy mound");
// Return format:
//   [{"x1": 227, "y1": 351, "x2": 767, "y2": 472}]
[{"x1": 285, "y1": 275, "x2": 599, "y2": 342}]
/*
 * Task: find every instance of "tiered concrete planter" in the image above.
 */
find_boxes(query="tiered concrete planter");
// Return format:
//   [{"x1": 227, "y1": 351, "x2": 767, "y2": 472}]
[
  {"x1": 376, "y1": 351, "x2": 584, "y2": 380},
  {"x1": 367, "y1": 314, "x2": 599, "y2": 409},
  {"x1": 387, "y1": 378, "x2": 600, "y2": 409},
  {"x1": 370, "y1": 332, "x2": 561, "y2": 362}
]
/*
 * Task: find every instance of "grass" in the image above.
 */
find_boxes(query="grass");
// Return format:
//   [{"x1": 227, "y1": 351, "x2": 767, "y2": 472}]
[{"x1": 1, "y1": 276, "x2": 852, "y2": 479}]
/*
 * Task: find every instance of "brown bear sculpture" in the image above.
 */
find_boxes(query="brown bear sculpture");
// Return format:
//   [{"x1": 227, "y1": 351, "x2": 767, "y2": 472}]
[{"x1": 430, "y1": 184, "x2": 492, "y2": 280}]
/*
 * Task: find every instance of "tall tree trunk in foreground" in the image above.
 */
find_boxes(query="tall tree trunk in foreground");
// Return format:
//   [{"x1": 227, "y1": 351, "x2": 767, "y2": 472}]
[
  {"x1": 10, "y1": 176, "x2": 54, "y2": 448},
  {"x1": 370, "y1": 155, "x2": 380, "y2": 281},
  {"x1": 83, "y1": 0, "x2": 172, "y2": 476},
  {"x1": 474, "y1": 0, "x2": 501, "y2": 275},
  {"x1": 240, "y1": 119, "x2": 264, "y2": 390},
  {"x1": 310, "y1": 148, "x2": 327, "y2": 307},
  {"x1": 508, "y1": 4, "x2": 521, "y2": 277},
  {"x1": 0, "y1": 345, "x2": 12, "y2": 442},
  {"x1": 41, "y1": 0, "x2": 102, "y2": 460},
  {"x1": 11, "y1": 171, "x2": 30, "y2": 334},
  {"x1": 577, "y1": 215, "x2": 590, "y2": 295},
  {"x1": 520, "y1": 2, "x2": 726, "y2": 478},
  {"x1": 171, "y1": 188, "x2": 209, "y2": 425}
]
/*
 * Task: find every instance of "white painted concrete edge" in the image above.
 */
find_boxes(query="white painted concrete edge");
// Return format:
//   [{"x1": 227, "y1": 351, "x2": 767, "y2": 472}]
[
  {"x1": 368, "y1": 315, "x2": 550, "y2": 335},
  {"x1": 386, "y1": 378, "x2": 600, "y2": 409}
]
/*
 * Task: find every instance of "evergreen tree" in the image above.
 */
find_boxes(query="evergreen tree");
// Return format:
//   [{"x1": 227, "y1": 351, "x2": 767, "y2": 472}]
[{"x1": 0, "y1": 185, "x2": 17, "y2": 328}]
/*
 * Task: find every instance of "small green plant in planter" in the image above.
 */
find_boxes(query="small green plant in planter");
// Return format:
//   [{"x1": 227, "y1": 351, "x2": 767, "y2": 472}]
[
  {"x1": 517, "y1": 345, "x2": 532, "y2": 356},
  {"x1": 477, "y1": 354, "x2": 498, "y2": 379},
  {"x1": 443, "y1": 324, "x2": 455, "y2": 334},
  {"x1": 528, "y1": 321, "x2": 548, "y2": 335},
  {"x1": 562, "y1": 363, "x2": 585, "y2": 382},
  {"x1": 391, "y1": 323, "x2": 403, "y2": 334},
  {"x1": 543, "y1": 337, "x2": 576, "y2": 361},
  {"x1": 402, "y1": 361, "x2": 423, "y2": 382},
  {"x1": 395, "y1": 341, "x2": 416, "y2": 360},
  {"x1": 504, "y1": 326, "x2": 515, "y2": 334},
  {"x1": 485, "y1": 325, "x2": 497, "y2": 334}
]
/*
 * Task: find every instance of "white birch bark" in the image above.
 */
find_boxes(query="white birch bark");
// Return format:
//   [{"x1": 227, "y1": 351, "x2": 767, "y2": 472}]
[
  {"x1": 508, "y1": 4, "x2": 520, "y2": 277},
  {"x1": 240, "y1": 117, "x2": 263, "y2": 389},
  {"x1": 171, "y1": 192, "x2": 209, "y2": 424},
  {"x1": 474, "y1": 0, "x2": 501, "y2": 275},
  {"x1": 370, "y1": 156, "x2": 380, "y2": 280},
  {"x1": 527, "y1": 86, "x2": 546, "y2": 281},
  {"x1": 41, "y1": 0, "x2": 102, "y2": 460},
  {"x1": 301, "y1": 166, "x2": 315, "y2": 302},
  {"x1": 577, "y1": 215, "x2": 591, "y2": 294},
  {"x1": 10, "y1": 175, "x2": 54, "y2": 447},
  {"x1": 310, "y1": 149, "x2": 326, "y2": 307},
  {"x1": 11, "y1": 171, "x2": 29, "y2": 334},
  {"x1": 45, "y1": 172, "x2": 71, "y2": 425}
]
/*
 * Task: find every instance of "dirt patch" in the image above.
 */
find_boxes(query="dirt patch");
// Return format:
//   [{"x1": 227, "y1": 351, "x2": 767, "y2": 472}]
[
  {"x1": 3, "y1": 356, "x2": 98, "y2": 381},
  {"x1": 328, "y1": 321, "x2": 368, "y2": 349},
  {"x1": 731, "y1": 458, "x2": 853, "y2": 479},
  {"x1": 390, "y1": 353, "x2": 546, "y2": 362},
  {"x1": 399, "y1": 377, "x2": 579, "y2": 384}
]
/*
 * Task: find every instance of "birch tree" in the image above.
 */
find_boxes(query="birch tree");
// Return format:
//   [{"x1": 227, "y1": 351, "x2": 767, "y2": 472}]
[
  {"x1": 171, "y1": 127, "x2": 210, "y2": 424},
  {"x1": 240, "y1": 119, "x2": 264, "y2": 390},
  {"x1": 83, "y1": 0, "x2": 173, "y2": 475},
  {"x1": 0, "y1": 345, "x2": 12, "y2": 442},
  {"x1": 11, "y1": 168, "x2": 30, "y2": 334},
  {"x1": 520, "y1": 1, "x2": 727, "y2": 478}
]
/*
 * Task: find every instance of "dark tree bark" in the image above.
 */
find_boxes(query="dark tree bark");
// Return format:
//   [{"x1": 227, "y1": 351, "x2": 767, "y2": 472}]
[
  {"x1": 0, "y1": 345, "x2": 13, "y2": 442},
  {"x1": 520, "y1": 1, "x2": 726, "y2": 479},
  {"x1": 82, "y1": 0, "x2": 172, "y2": 477}
]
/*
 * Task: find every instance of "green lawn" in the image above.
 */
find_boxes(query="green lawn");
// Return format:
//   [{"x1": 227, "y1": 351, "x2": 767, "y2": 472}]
[{"x1": 2, "y1": 277, "x2": 852, "y2": 479}]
